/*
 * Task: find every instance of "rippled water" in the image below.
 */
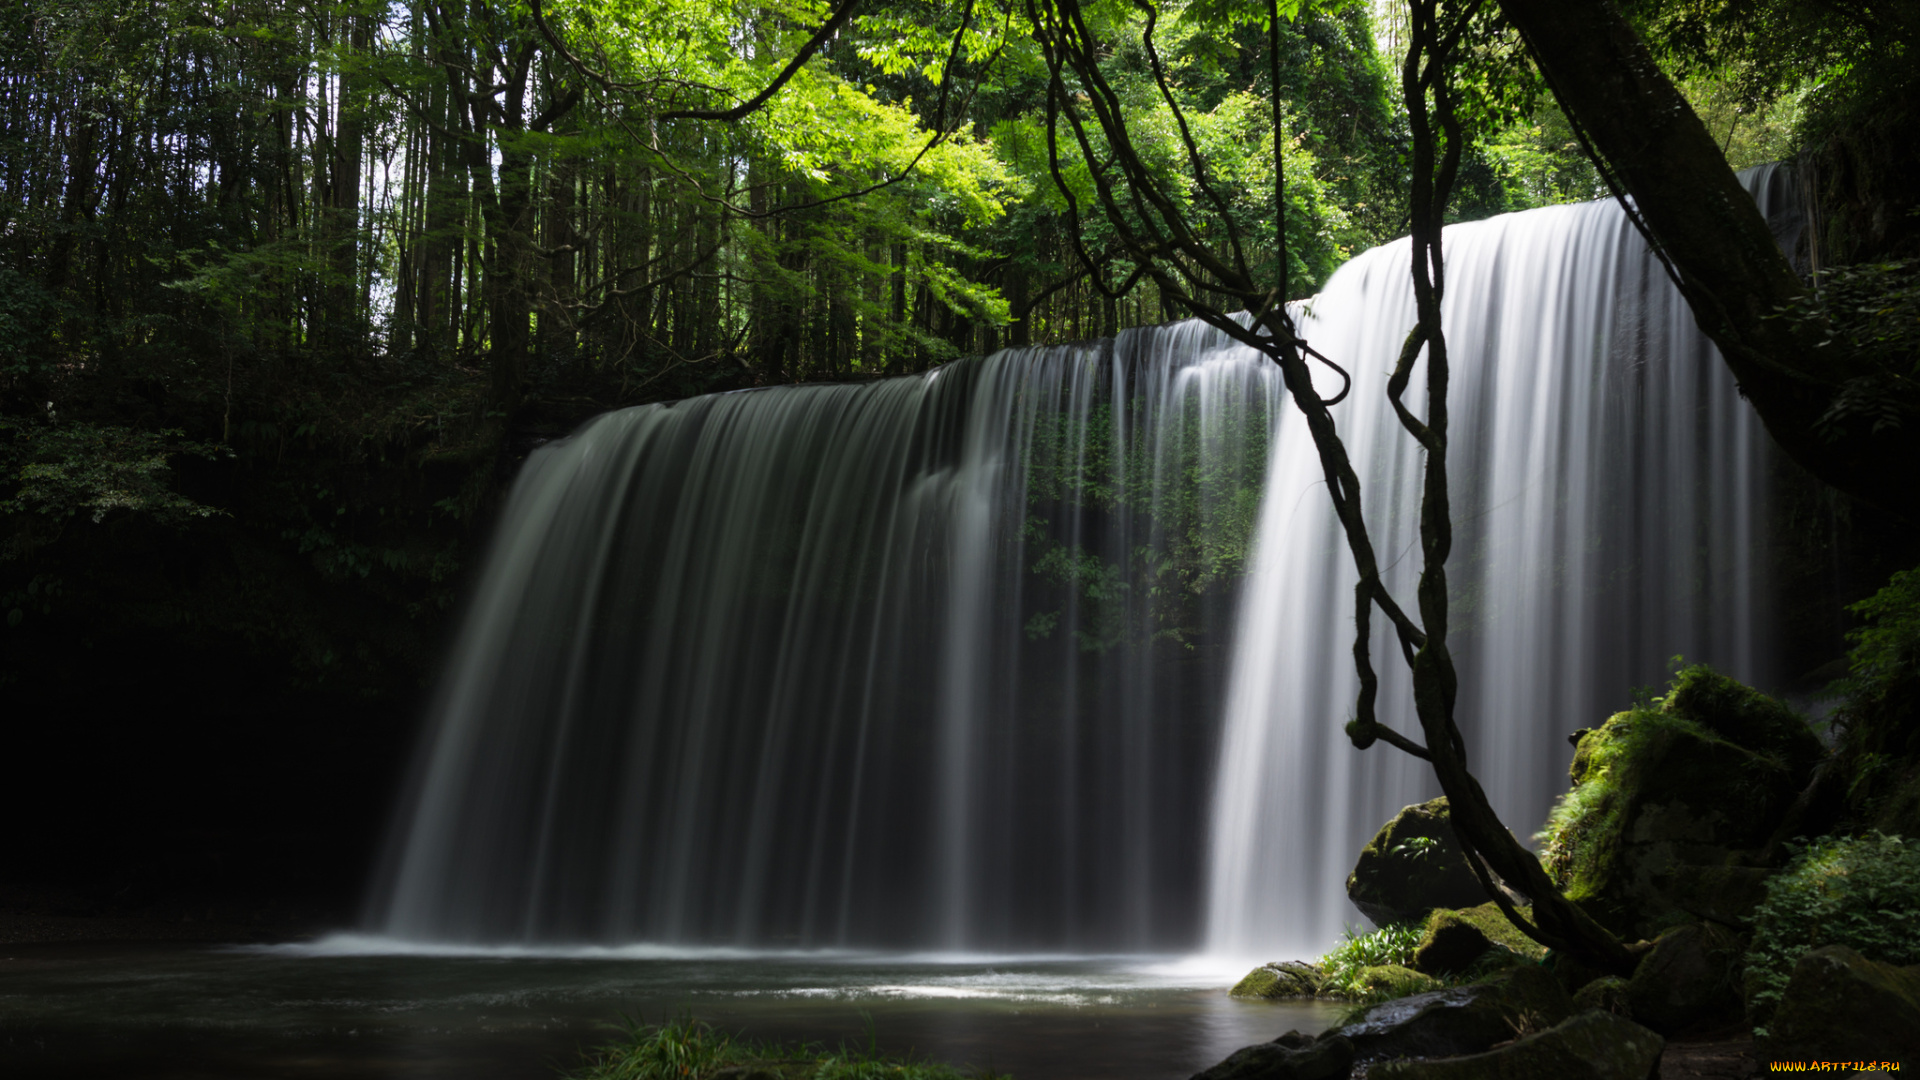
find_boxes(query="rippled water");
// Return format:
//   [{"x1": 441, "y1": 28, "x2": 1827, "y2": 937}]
[{"x1": 0, "y1": 939, "x2": 1341, "y2": 1079}]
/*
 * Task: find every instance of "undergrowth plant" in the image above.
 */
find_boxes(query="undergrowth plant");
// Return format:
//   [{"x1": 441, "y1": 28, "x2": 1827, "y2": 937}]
[
  {"x1": 1317, "y1": 921, "x2": 1425, "y2": 996},
  {"x1": 1744, "y1": 832, "x2": 1920, "y2": 1033},
  {"x1": 571, "y1": 1015, "x2": 1005, "y2": 1080}
]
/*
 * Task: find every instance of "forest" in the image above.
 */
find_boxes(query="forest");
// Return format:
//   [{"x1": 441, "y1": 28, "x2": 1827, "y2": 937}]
[{"x1": 2, "y1": 0, "x2": 1919, "y2": 1074}]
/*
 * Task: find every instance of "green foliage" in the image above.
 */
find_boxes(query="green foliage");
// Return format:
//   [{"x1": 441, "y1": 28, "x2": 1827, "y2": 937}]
[
  {"x1": 1744, "y1": 832, "x2": 1920, "y2": 1032},
  {"x1": 1390, "y1": 835, "x2": 1440, "y2": 862},
  {"x1": 1827, "y1": 564, "x2": 1920, "y2": 831},
  {"x1": 1018, "y1": 385, "x2": 1272, "y2": 651},
  {"x1": 1763, "y1": 258, "x2": 1920, "y2": 444},
  {"x1": 0, "y1": 420, "x2": 228, "y2": 535},
  {"x1": 569, "y1": 1015, "x2": 1003, "y2": 1080},
  {"x1": 1842, "y1": 565, "x2": 1920, "y2": 704},
  {"x1": 1317, "y1": 921, "x2": 1425, "y2": 997}
]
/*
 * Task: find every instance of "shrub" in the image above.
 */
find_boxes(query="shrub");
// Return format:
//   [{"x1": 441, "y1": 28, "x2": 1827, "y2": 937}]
[
  {"x1": 1828, "y1": 566, "x2": 1920, "y2": 833},
  {"x1": 1744, "y1": 832, "x2": 1920, "y2": 1031},
  {"x1": 1318, "y1": 921, "x2": 1425, "y2": 997}
]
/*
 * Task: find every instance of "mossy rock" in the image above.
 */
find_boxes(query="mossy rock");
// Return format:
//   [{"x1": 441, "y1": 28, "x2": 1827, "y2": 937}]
[
  {"x1": 1366, "y1": 1009, "x2": 1665, "y2": 1080},
  {"x1": 1757, "y1": 945, "x2": 1920, "y2": 1068},
  {"x1": 1347, "y1": 797, "x2": 1492, "y2": 927},
  {"x1": 1420, "y1": 895, "x2": 1551, "y2": 972},
  {"x1": 1230, "y1": 960, "x2": 1325, "y2": 999},
  {"x1": 1625, "y1": 921, "x2": 1744, "y2": 1035},
  {"x1": 1411, "y1": 903, "x2": 1546, "y2": 976},
  {"x1": 1354, "y1": 964, "x2": 1443, "y2": 998},
  {"x1": 1573, "y1": 975, "x2": 1633, "y2": 1016},
  {"x1": 1539, "y1": 685, "x2": 1806, "y2": 938},
  {"x1": 1664, "y1": 666, "x2": 1824, "y2": 787}
]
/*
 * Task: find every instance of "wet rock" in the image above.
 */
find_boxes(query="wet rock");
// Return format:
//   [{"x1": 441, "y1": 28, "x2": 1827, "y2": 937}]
[
  {"x1": 1411, "y1": 903, "x2": 1546, "y2": 976},
  {"x1": 1757, "y1": 944, "x2": 1920, "y2": 1069},
  {"x1": 1624, "y1": 921, "x2": 1743, "y2": 1035},
  {"x1": 1188, "y1": 1033, "x2": 1354, "y2": 1080},
  {"x1": 1572, "y1": 975, "x2": 1632, "y2": 1016},
  {"x1": 1545, "y1": 948, "x2": 1608, "y2": 996},
  {"x1": 1346, "y1": 798, "x2": 1491, "y2": 927},
  {"x1": 1333, "y1": 961, "x2": 1572, "y2": 1062},
  {"x1": 1231, "y1": 960, "x2": 1326, "y2": 999},
  {"x1": 1366, "y1": 1009, "x2": 1664, "y2": 1080}
]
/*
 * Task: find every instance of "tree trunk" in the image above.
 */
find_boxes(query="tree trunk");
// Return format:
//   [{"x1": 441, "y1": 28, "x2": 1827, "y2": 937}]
[{"x1": 1496, "y1": 0, "x2": 1915, "y2": 516}]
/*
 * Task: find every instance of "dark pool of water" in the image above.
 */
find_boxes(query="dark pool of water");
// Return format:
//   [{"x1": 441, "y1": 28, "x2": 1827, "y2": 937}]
[{"x1": 0, "y1": 935, "x2": 1342, "y2": 1079}]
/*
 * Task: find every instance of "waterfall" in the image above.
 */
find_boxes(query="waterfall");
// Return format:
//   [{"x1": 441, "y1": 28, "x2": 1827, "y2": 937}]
[
  {"x1": 371, "y1": 323, "x2": 1284, "y2": 950},
  {"x1": 1204, "y1": 167, "x2": 1794, "y2": 960},
  {"x1": 371, "y1": 170, "x2": 1792, "y2": 955}
]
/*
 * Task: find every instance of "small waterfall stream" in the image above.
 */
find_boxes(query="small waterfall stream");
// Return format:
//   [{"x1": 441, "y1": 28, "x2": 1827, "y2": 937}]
[{"x1": 371, "y1": 169, "x2": 1798, "y2": 956}]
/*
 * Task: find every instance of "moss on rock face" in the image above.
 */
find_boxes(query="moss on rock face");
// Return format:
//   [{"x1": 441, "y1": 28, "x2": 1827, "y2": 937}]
[
  {"x1": 1572, "y1": 975, "x2": 1632, "y2": 1016},
  {"x1": 1536, "y1": 668, "x2": 1818, "y2": 938},
  {"x1": 1366, "y1": 1009, "x2": 1665, "y2": 1080},
  {"x1": 1230, "y1": 960, "x2": 1326, "y2": 999},
  {"x1": 1412, "y1": 903, "x2": 1547, "y2": 975},
  {"x1": 1347, "y1": 797, "x2": 1492, "y2": 927},
  {"x1": 1665, "y1": 665, "x2": 1825, "y2": 787},
  {"x1": 1354, "y1": 964, "x2": 1444, "y2": 998}
]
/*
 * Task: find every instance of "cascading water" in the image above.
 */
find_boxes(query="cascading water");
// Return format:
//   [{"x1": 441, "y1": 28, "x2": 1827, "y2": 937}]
[
  {"x1": 371, "y1": 168, "x2": 1797, "y2": 956},
  {"x1": 371, "y1": 323, "x2": 1284, "y2": 950},
  {"x1": 1205, "y1": 165, "x2": 1801, "y2": 959}
]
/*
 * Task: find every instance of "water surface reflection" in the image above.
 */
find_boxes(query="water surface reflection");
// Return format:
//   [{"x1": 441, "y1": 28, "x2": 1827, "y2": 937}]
[{"x1": 0, "y1": 939, "x2": 1342, "y2": 1079}]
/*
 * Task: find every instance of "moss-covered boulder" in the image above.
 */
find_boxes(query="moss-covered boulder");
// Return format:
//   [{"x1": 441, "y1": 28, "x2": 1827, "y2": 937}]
[
  {"x1": 1411, "y1": 902, "x2": 1548, "y2": 975},
  {"x1": 1757, "y1": 945, "x2": 1920, "y2": 1069},
  {"x1": 1573, "y1": 975, "x2": 1632, "y2": 1015},
  {"x1": 1333, "y1": 962, "x2": 1573, "y2": 1063},
  {"x1": 1366, "y1": 1009, "x2": 1665, "y2": 1080},
  {"x1": 1354, "y1": 964, "x2": 1443, "y2": 998},
  {"x1": 1537, "y1": 669, "x2": 1818, "y2": 938},
  {"x1": 1229, "y1": 960, "x2": 1325, "y2": 999},
  {"x1": 1624, "y1": 921, "x2": 1743, "y2": 1035},
  {"x1": 1664, "y1": 665, "x2": 1825, "y2": 788},
  {"x1": 1347, "y1": 797, "x2": 1492, "y2": 927}
]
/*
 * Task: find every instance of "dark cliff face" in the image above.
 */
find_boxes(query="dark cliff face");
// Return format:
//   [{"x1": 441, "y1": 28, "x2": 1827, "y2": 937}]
[{"x1": 4, "y1": 630, "x2": 426, "y2": 921}]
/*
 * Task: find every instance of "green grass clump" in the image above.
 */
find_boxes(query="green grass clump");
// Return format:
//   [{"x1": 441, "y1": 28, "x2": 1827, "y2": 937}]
[
  {"x1": 1318, "y1": 922, "x2": 1425, "y2": 998},
  {"x1": 571, "y1": 1016, "x2": 1004, "y2": 1080},
  {"x1": 1744, "y1": 832, "x2": 1920, "y2": 1032}
]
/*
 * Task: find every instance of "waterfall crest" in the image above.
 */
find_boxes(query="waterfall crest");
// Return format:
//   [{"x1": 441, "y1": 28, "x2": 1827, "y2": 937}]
[{"x1": 373, "y1": 170, "x2": 1792, "y2": 954}]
